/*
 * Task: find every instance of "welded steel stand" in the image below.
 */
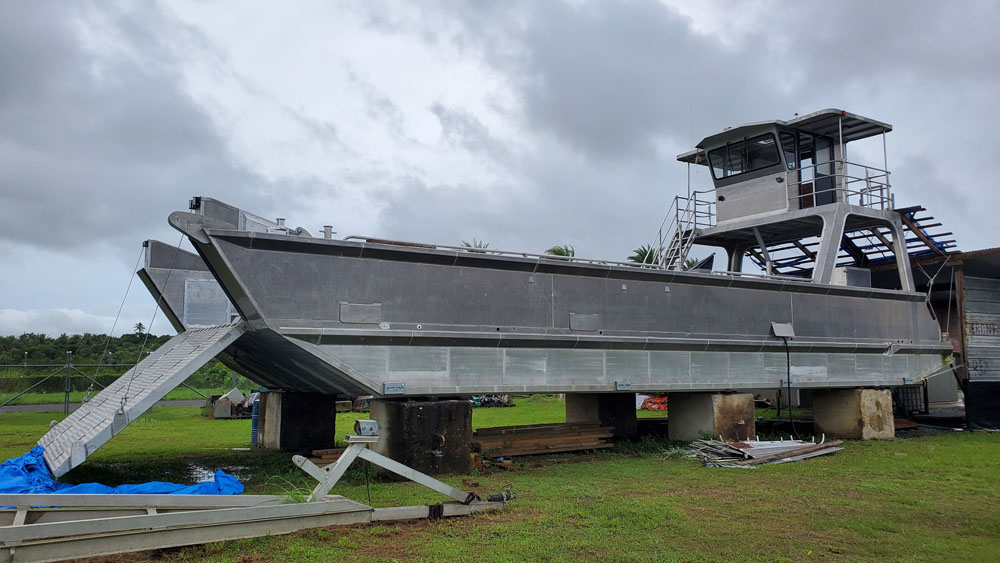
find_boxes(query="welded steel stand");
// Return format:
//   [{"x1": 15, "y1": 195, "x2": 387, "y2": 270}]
[{"x1": 293, "y1": 435, "x2": 478, "y2": 504}]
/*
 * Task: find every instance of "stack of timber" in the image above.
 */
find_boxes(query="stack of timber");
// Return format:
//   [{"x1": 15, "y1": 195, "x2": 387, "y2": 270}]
[
  {"x1": 306, "y1": 448, "x2": 345, "y2": 468},
  {"x1": 472, "y1": 423, "x2": 614, "y2": 458}
]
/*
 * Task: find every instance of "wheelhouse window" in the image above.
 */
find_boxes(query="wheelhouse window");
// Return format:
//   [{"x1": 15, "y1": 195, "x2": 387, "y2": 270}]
[
  {"x1": 779, "y1": 132, "x2": 796, "y2": 170},
  {"x1": 708, "y1": 133, "x2": 781, "y2": 179}
]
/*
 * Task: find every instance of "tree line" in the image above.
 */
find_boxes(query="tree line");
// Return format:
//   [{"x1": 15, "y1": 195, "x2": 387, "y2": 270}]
[{"x1": 0, "y1": 325, "x2": 171, "y2": 366}]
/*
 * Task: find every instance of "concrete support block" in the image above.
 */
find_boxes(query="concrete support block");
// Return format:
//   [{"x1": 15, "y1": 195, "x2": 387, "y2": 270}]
[
  {"x1": 565, "y1": 393, "x2": 637, "y2": 439},
  {"x1": 966, "y1": 379, "x2": 1000, "y2": 430},
  {"x1": 371, "y1": 399, "x2": 472, "y2": 475},
  {"x1": 813, "y1": 388, "x2": 894, "y2": 440},
  {"x1": 258, "y1": 391, "x2": 337, "y2": 451},
  {"x1": 668, "y1": 393, "x2": 755, "y2": 442}
]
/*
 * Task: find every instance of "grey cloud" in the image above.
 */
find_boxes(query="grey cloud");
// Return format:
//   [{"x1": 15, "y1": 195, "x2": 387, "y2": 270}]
[
  {"x1": 774, "y1": 1, "x2": 1000, "y2": 89},
  {"x1": 374, "y1": 0, "x2": 999, "y2": 258},
  {"x1": 392, "y1": 0, "x2": 1000, "y2": 159},
  {"x1": 0, "y1": 308, "x2": 118, "y2": 338},
  {"x1": 374, "y1": 1, "x2": 786, "y2": 258},
  {"x1": 346, "y1": 67, "x2": 409, "y2": 139},
  {"x1": 377, "y1": 140, "x2": 675, "y2": 261},
  {"x1": 891, "y1": 152, "x2": 976, "y2": 246},
  {"x1": 430, "y1": 103, "x2": 511, "y2": 163},
  {"x1": 432, "y1": 1, "x2": 788, "y2": 159},
  {"x1": 509, "y1": 1, "x2": 777, "y2": 158},
  {"x1": 0, "y1": 2, "x2": 279, "y2": 253}
]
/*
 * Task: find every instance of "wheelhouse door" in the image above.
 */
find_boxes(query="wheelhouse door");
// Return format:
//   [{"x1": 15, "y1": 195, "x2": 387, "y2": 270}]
[
  {"x1": 812, "y1": 135, "x2": 836, "y2": 205},
  {"x1": 793, "y1": 132, "x2": 836, "y2": 207}
]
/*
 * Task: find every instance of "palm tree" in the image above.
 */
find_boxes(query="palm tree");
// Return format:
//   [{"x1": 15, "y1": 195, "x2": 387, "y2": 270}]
[
  {"x1": 682, "y1": 257, "x2": 700, "y2": 270},
  {"x1": 627, "y1": 244, "x2": 661, "y2": 265},
  {"x1": 461, "y1": 239, "x2": 490, "y2": 253},
  {"x1": 544, "y1": 244, "x2": 575, "y2": 258}
]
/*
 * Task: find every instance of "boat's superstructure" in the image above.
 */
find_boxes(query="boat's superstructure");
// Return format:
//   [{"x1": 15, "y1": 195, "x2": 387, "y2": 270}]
[{"x1": 142, "y1": 109, "x2": 952, "y2": 398}]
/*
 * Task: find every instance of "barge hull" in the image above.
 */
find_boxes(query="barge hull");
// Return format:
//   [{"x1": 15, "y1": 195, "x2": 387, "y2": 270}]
[{"x1": 154, "y1": 205, "x2": 951, "y2": 396}]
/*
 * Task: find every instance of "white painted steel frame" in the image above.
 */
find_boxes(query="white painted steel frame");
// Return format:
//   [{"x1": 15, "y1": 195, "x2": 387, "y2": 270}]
[{"x1": 294, "y1": 435, "x2": 472, "y2": 503}]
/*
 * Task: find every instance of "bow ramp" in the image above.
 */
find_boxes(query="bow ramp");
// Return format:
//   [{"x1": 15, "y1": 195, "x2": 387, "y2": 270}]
[{"x1": 39, "y1": 323, "x2": 245, "y2": 477}]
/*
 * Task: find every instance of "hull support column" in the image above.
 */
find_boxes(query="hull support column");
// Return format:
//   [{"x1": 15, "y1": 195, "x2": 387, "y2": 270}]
[
  {"x1": 565, "y1": 393, "x2": 637, "y2": 439},
  {"x1": 258, "y1": 391, "x2": 338, "y2": 452},
  {"x1": 370, "y1": 398, "x2": 472, "y2": 475},
  {"x1": 667, "y1": 393, "x2": 755, "y2": 441},
  {"x1": 813, "y1": 388, "x2": 894, "y2": 440}
]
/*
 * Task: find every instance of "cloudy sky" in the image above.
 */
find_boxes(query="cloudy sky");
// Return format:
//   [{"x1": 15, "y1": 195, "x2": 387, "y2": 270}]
[{"x1": 1, "y1": 0, "x2": 997, "y2": 336}]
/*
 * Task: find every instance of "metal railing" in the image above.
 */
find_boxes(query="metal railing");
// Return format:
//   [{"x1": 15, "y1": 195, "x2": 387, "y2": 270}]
[
  {"x1": 787, "y1": 159, "x2": 893, "y2": 210},
  {"x1": 342, "y1": 236, "x2": 662, "y2": 270},
  {"x1": 0, "y1": 353, "x2": 121, "y2": 413},
  {"x1": 647, "y1": 159, "x2": 894, "y2": 277},
  {"x1": 651, "y1": 190, "x2": 716, "y2": 270}
]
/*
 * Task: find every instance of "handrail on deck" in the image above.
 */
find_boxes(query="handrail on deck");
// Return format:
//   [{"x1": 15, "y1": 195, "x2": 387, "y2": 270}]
[
  {"x1": 341, "y1": 236, "x2": 660, "y2": 269},
  {"x1": 339, "y1": 231, "x2": 803, "y2": 284}
]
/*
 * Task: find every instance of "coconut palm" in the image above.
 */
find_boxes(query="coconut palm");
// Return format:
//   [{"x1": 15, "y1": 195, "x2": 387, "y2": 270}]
[
  {"x1": 627, "y1": 244, "x2": 661, "y2": 265},
  {"x1": 461, "y1": 239, "x2": 490, "y2": 253},
  {"x1": 544, "y1": 244, "x2": 575, "y2": 258}
]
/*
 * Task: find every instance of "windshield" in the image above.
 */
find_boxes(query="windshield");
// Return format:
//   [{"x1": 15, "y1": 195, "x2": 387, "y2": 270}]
[{"x1": 708, "y1": 133, "x2": 781, "y2": 180}]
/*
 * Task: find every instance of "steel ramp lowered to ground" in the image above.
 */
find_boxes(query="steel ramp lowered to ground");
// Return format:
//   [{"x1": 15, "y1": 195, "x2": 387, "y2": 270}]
[{"x1": 38, "y1": 322, "x2": 245, "y2": 477}]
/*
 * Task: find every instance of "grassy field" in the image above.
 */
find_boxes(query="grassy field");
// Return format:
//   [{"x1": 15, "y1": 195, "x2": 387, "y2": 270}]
[
  {"x1": 0, "y1": 387, "x2": 225, "y2": 406},
  {"x1": 1, "y1": 396, "x2": 998, "y2": 561}
]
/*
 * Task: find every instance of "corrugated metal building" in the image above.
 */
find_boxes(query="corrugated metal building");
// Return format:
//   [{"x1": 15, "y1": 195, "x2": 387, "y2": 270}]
[{"x1": 873, "y1": 247, "x2": 1000, "y2": 427}]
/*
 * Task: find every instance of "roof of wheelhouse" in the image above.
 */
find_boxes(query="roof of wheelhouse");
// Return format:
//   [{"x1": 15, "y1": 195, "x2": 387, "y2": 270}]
[{"x1": 677, "y1": 109, "x2": 893, "y2": 165}]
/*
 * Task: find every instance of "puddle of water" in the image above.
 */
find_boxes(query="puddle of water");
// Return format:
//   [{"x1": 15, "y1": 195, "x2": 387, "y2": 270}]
[{"x1": 188, "y1": 464, "x2": 250, "y2": 482}]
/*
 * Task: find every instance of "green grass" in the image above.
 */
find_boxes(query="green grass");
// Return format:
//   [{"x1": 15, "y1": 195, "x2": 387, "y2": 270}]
[
  {"x1": 2, "y1": 396, "x2": 999, "y2": 561},
  {"x1": 0, "y1": 387, "x2": 236, "y2": 406},
  {"x1": 757, "y1": 407, "x2": 813, "y2": 420}
]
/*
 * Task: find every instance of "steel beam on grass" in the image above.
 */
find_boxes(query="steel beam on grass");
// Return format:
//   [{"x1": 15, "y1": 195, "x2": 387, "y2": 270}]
[
  {"x1": 0, "y1": 497, "x2": 371, "y2": 563},
  {"x1": 0, "y1": 496, "x2": 369, "y2": 545},
  {"x1": 294, "y1": 435, "x2": 473, "y2": 504},
  {"x1": 0, "y1": 493, "x2": 288, "y2": 509}
]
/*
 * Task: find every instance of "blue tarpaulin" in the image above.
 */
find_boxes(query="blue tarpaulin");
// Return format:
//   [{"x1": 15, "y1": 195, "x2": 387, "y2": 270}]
[{"x1": 0, "y1": 446, "x2": 243, "y2": 495}]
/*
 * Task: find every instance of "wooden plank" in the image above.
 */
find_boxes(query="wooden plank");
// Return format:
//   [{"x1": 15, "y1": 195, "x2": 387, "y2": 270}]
[
  {"x1": 474, "y1": 440, "x2": 612, "y2": 453},
  {"x1": 792, "y1": 240, "x2": 816, "y2": 261},
  {"x1": 482, "y1": 442, "x2": 613, "y2": 458},
  {"x1": 473, "y1": 423, "x2": 604, "y2": 436},
  {"x1": 473, "y1": 430, "x2": 614, "y2": 445},
  {"x1": 899, "y1": 212, "x2": 948, "y2": 257},
  {"x1": 474, "y1": 434, "x2": 614, "y2": 449},
  {"x1": 474, "y1": 430, "x2": 611, "y2": 442},
  {"x1": 472, "y1": 422, "x2": 616, "y2": 458},
  {"x1": 474, "y1": 431, "x2": 614, "y2": 445},
  {"x1": 312, "y1": 448, "x2": 345, "y2": 457}
]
